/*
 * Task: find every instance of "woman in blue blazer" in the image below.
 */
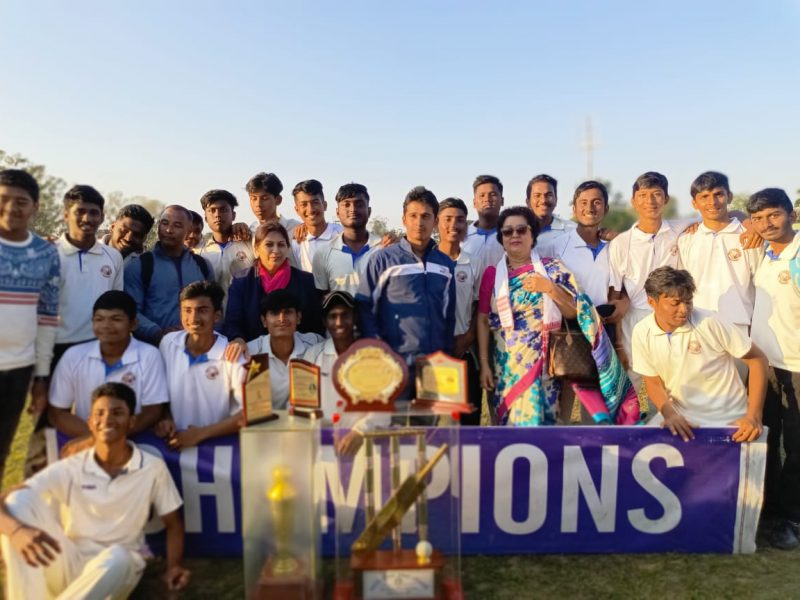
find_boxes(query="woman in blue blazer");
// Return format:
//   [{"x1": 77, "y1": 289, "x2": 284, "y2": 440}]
[{"x1": 223, "y1": 222, "x2": 324, "y2": 351}]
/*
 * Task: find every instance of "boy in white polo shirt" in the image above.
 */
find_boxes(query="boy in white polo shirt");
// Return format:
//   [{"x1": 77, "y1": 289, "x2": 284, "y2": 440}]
[
  {"x1": 195, "y1": 189, "x2": 254, "y2": 297},
  {"x1": 436, "y1": 197, "x2": 482, "y2": 423},
  {"x1": 243, "y1": 290, "x2": 323, "y2": 409},
  {"x1": 0, "y1": 382, "x2": 190, "y2": 599},
  {"x1": 609, "y1": 172, "x2": 692, "y2": 385},
  {"x1": 526, "y1": 174, "x2": 578, "y2": 247},
  {"x1": 632, "y1": 267, "x2": 767, "y2": 442},
  {"x1": 302, "y1": 291, "x2": 389, "y2": 454},
  {"x1": 462, "y1": 175, "x2": 505, "y2": 272},
  {"x1": 746, "y1": 188, "x2": 800, "y2": 549},
  {"x1": 157, "y1": 281, "x2": 245, "y2": 451},
  {"x1": 48, "y1": 290, "x2": 167, "y2": 441},
  {"x1": 678, "y1": 171, "x2": 761, "y2": 332},
  {"x1": 290, "y1": 179, "x2": 343, "y2": 272},
  {"x1": 313, "y1": 183, "x2": 382, "y2": 296},
  {"x1": 54, "y1": 185, "x2": 124, "y2": 364}
]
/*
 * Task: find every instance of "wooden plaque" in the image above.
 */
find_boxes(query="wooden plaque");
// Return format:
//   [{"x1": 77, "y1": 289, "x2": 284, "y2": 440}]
[
  {"x1": 332, "y1": 339, "x2": 408, "y2": 412},
  {"x1": 413, "y1": 351, "x2": 473, "y2": 414},
  {"x1": 243, "y1": 353, "x2": 278, "y2": 425},
  {"x1": 289, "y1": 359, "x2": 323, "y2": 418}
]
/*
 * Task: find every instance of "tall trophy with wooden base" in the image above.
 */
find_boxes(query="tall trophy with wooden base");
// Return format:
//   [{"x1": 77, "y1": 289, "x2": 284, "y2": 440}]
[
  {"x1": 241, "y1": 413, "x2": 321, "y2": 599},
  {"x1": 331, "y1": 342, "x2": 463, "y2": 600}
]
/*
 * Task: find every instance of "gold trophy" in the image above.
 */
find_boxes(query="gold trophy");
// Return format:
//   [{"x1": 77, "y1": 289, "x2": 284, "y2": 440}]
[
  {"x1": 268, "y1": 467, "x2": 299, "y2": 574},
  {"x1": 253, "y1": 467, "x2": 314, "y2": 599}
]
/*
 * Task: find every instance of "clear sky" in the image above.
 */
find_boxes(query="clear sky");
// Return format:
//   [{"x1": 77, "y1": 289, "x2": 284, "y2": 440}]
[{"x1": 2, "y1": 0, "x2": 799, "y2": 227}]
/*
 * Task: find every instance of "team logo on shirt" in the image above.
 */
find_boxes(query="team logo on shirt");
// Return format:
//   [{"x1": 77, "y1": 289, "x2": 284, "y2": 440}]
[
  {"x1": 687, "y1": 340, "x2": 702, "y2": 354},
  {"x1": 727, "y1": 248, "x2": 741, "y2": 262},
  {"x1": 206, "y1": 366, "x2": 220, "y2": 380},
  {"x1": 778, "y1": 270, "x2": 791, "y2": 284},
  {"x1": 100, "y1": 265, "x2": 113, "y2": 278},
  {"x1": 456, "y1": 269, "x2": 468, "y2": 283},
  {"x1": 670, "y1": 245, "x2": 679, "y2": 256},
  {"x1": 236, "y1": 251, "x2": 248, "y2": 261},
  {"x1": 121, "y1": 372, "x2": 136, "y2": 386}
]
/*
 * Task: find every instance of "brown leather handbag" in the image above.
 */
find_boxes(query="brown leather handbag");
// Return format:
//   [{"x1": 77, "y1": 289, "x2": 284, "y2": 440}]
[{"x1": 548, "y1": 319, "x2": 598, "y2": 382}]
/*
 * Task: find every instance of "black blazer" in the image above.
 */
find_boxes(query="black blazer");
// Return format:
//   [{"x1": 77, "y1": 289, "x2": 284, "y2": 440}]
[{"x1": 223, "y1": 265, "x2": 324, "y2": 341}]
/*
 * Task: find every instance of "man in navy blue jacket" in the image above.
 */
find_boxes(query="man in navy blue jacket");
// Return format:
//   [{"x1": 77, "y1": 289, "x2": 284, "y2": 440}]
[
  {"x1": 124, "y1": 206, "x2": 214, "y2": 345},
  {"x1": 357, "y1": 187, "x2": 456, "y2": 379}
]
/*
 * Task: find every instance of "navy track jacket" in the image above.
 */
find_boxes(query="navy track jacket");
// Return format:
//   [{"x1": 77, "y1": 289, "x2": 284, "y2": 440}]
[{"x1": 356, "y1": 238, "x2": 456, "y2": 357}]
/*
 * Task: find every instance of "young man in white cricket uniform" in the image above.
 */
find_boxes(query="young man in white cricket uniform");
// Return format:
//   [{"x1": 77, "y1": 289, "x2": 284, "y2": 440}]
[
  {"x1": 54, "y1": 185, "x2": 124, "y2": 365},
  {"x1": 302, "y1": 291, "x2": 390, "y2": 454},
  {"x1": 462, "y1": 175, "x2": 506, "y2": 273},
  {"x1": 157, "y1": 281, "x2": 245, "y2": 451},
  {"x1": 196, "y1": 189, "x2": 254, "y2": 298},
  {"x1": 243, "y1": 289, "x2": 322, "y2": 409},
  {"x1": 437, "y1": 197, "x2": 482, "y2": 423},
  {"x1": 746, "y1": 188, "x2": 800, "y2": 549},
  {"x1": 0, "y1": 382, "x2": 190, "y2": 599},
  {"x1": 678, "y1": 171, "x2": 761, "y2": 334},
  {"x1": 48, "y1": 290, "x2": 166, "y2": 444},
  {"x1": 525, "y1": 173, "x2": 577, "y2": 248},
  {"x1": 290, "y1": 179, "x2": 343, "y2": 272},
  {"x1": 632, "y1": 267, "x2": 767, "y2": 442},
  {"x1": 608, "y1": 172, "x2": 691, "y2": 390},
  {"x1": 312, "y1": 183, "x2": 382, "y2": 296}
]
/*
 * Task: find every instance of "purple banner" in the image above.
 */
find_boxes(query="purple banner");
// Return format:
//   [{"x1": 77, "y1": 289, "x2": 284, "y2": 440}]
[{"x1": 51, "y1": 426, "x2": 766, "y2": 556}]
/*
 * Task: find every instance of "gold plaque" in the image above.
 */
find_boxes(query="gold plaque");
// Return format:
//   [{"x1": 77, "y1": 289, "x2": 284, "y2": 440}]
[
  {"x1": 414, "y1": 351, "x2": 472, "y2": 413},
  {"x1": 289, "y1": 359, "x2": 322, "y2": 418},
  {"x1": 332, "y1": 339, "x2": 408, "y2": 412},
  {"x1": 243, "y1": 354, "x2": 278, "y2": 425}
]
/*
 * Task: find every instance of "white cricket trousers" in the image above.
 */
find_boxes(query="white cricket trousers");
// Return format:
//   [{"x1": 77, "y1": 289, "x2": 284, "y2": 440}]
[{"x1": 1, "y1": 488, "x2": 144, "y2": 600}]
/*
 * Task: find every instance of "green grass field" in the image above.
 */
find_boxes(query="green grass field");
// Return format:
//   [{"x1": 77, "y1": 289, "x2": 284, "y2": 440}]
[{"x1": 3, "y1": 409, "x2": 799, "y2": 599}]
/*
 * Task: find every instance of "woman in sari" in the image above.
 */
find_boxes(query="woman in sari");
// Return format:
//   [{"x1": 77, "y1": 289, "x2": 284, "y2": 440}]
[{"x1": 477, "y1": 207, "x2": 639, "y2": 426}]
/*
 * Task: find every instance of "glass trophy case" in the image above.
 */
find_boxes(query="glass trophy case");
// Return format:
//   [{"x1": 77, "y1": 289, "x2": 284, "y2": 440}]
[
  {"x1": 241, "y1": 410, "x2": 322, "y2": 599},
  {"x1": 331, "y1": 412, "x2": 463, "y2": 600}
]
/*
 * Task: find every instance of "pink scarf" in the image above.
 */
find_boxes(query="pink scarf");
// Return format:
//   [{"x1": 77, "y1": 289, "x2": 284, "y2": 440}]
[{"x1": 257, "y1": 260, "x2": 291, "y2": 294}]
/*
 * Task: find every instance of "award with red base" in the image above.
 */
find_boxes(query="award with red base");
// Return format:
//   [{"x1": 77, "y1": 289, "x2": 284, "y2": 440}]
[
  {"x1": 289, "y1": 359, "x2": 323, "y2": 419},
  {"x1": 413, "y1": 352, "x2": 473, "y2": 414}
]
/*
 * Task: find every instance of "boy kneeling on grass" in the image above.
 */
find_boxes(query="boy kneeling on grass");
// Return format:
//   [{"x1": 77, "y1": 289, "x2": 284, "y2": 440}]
[
  {"x1": 0, "y1": 382, "x2": 190, "y2": 599},
  {"x1": 632, "y1": 266, "x2": 768, "y2": 442}
]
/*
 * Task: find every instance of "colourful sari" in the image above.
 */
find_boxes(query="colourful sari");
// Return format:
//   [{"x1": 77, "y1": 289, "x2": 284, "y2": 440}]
[{"x1": 486, "y1": 257, "x2": 640, "y2": 426}]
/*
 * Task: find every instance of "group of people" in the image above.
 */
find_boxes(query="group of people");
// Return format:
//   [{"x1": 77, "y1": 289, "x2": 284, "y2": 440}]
[{"x1": 0, "y1": 164, "x2": 798, "y2": 597}]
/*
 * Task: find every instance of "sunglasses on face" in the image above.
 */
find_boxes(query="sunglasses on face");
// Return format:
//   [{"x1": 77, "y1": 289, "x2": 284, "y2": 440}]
[{"x1": 500, "y1": 225, "x2": 531, "y2": 238}]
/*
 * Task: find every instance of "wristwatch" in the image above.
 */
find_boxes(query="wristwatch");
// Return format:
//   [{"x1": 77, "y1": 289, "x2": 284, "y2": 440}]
[{"x1": 33, "y1": 375, "x2": 50, "y2": 384}]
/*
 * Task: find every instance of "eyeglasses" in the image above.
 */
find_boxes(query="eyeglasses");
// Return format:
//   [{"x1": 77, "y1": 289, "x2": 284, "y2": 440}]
[{"x1": 500, "y1": 225, "x2": 531, "y2": 238}]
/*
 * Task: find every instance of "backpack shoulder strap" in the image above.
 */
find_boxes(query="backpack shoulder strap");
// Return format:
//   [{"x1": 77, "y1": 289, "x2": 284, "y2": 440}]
[
  {"x1": 140, "y1": 251, "x2": 154, "y2": 293},
  {"x1": 190, "y1": 253, "x2": 211, "y2": 279}
]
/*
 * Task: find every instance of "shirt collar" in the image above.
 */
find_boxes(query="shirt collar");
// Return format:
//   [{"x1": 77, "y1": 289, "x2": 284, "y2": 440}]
[
  {"x1": 399, "y1": 237, "x2": 435, "y2": 258},
  {"x1": 83, "y1": 442, "x2": 143, "y2": 479},
  {"x1": 647, "y1": 312, "x2": 695, "y2": 336},
  {"x1": 468, "y1": 223, "x2": 497, "y2": 237},
  {"x1": 306, "y1": 223, "x2": 338, "y2": 242},
  {"x1": 58, "y1": 234, "x2": 104, "y2": 256},
  {"x1": 331, "y1": 231, "x2": 381, "y2": 251},
  {"x1": 697, "y1": 217, "x2": 742, "y2": 235},
  {"x1": 766, "y1": 232, "x2": 800, "y2": 261},
  {"x1": 177, "y1": 331, "x2": 225, "y2": 363},
  {"x1": 631, "y1": 220, "x2": 672, "y2": 240},
  {"x1": 261, "y1": 333, "x2": 306, "y2": 359}
]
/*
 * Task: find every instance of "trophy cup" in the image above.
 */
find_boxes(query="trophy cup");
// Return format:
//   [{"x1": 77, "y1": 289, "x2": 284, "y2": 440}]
[{"x1": 252, "y1": 467, "x2": 314, "y2": 600}]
